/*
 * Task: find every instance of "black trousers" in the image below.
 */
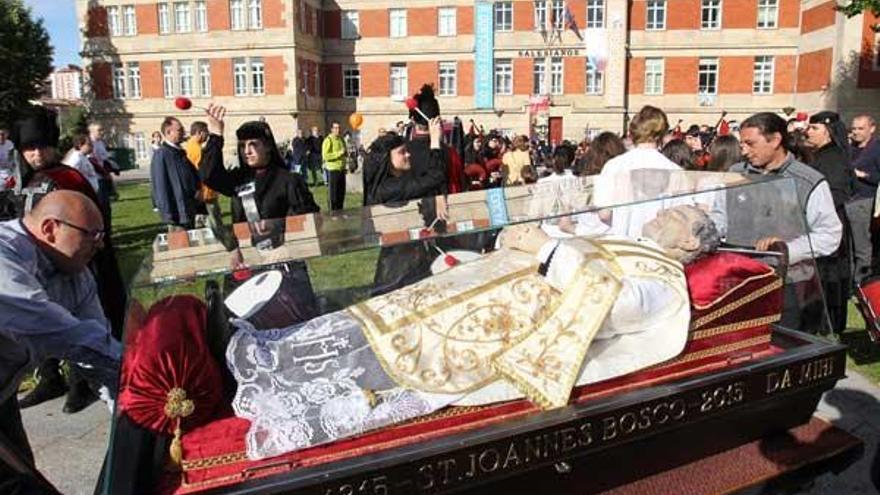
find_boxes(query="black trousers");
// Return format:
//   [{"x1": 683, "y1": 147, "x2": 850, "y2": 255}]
[
  {"x1": 0, "y1": 395, "x2": 59, "y2": 494},
  {"x1": 328, "y1": 170, "x2": 346, "y2": 211}
]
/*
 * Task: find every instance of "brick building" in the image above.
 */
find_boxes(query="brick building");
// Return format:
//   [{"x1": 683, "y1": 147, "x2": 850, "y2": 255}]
[
  {"x1": 77, "y1": 0, "x2": 880, "y2": 167},
  {"x1": 50, "y1": 65, "x2": 85, "y2": 101}
]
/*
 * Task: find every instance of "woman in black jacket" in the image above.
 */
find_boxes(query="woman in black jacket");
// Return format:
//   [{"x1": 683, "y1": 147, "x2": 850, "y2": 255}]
[{"x1": 805, "y1": 111, "x2": 854, "y2": 336}]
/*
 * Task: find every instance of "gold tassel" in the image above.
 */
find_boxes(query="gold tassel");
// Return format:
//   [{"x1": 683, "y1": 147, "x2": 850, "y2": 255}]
[
  {"x1": 164, "y1": 388, "x2": 194, "y2": 470},
  {"x1": 169, "y1": 421, "x2": 183, "y2": 470}
]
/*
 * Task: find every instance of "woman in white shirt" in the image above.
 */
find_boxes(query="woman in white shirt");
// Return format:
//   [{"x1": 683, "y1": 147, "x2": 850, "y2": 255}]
[{"x1": 61, "y1": 134, "x2": 100, "y2": 193}]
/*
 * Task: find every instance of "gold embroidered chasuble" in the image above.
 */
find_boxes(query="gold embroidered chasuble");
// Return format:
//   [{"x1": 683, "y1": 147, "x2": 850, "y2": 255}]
[{"x1": 348, "y1": 238, "x2": 686, "y2": 410}]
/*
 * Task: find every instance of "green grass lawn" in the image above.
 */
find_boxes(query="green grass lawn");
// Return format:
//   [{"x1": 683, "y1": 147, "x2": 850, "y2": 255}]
[{"x1": 111, "y1": 182, "x2": 880, "y2": 385}]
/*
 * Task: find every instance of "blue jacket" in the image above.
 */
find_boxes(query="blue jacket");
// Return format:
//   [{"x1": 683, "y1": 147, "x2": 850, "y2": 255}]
[
  {"x1": 150, "y1": 142, "x2": 201, "y2": 226},
  {"x1": 851, "y1": 138, "x2": 880, "y2": 199}
]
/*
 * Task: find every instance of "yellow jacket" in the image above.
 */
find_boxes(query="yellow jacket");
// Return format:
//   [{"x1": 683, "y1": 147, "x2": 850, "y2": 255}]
[
  {"x1": 184, "y1": 136, "x2": 217, "y2": 202},
  {"x1": 321, "y1": 134, "x2": 346, "y2": 172}
]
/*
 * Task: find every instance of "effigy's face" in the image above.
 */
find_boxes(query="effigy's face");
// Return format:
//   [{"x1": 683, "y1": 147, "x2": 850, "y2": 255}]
[{"x1": 642, "y1": 206, "x2": 704, "y2": 259}]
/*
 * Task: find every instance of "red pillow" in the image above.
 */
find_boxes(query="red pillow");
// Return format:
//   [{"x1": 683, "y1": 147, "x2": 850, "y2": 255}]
[
  {"x1": 684, "y1": 252, "x2": 775, "y2": 309},
  {"x1": 118, "y1": 295, "x2": 223, "y2": 435}
]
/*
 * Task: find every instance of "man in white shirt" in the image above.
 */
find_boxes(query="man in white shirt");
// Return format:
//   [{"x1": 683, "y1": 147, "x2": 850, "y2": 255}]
[
  {"x1": 61, "y1": 134, "x2": 100, "y2": 193},
  {"x1": 0, "y1": 128, "x2": 14, "y2": 172}
]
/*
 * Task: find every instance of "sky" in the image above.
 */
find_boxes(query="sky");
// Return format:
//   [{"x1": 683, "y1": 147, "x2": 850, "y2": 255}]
[{"x1": 24, "y1": 0, "x2": 81, "y2": 68}]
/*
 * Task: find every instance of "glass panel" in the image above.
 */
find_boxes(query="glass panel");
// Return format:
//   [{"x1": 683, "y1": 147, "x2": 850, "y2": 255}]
[{"x1": 107, "y1": 162, "x2": 834, "y2": 494}]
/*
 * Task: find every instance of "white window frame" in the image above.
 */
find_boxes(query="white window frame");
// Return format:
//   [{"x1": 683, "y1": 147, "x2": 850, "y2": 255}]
[
  {"x1": 698, "y1": 57, "x2": 719, "y2": 95},
  {"x1": 757, "y1": 0, "x2": 778, "y2": 29},
  {"x1": 533, "y1": 58, "x2": 547, "y2": 95},
  {"x1": 135, "y1": 133, "x2": 147, "y2": 161},
  {"x1": 495, "y1": 58, "x2": 513, "y2": 95},
  {"x1": 342, "y1": 10, "x2": 359, "y2": 39},
  {"x1": 158, "y1": 3, "x2": 171, "y2": 34},
  {"x1": 299, "y1": 0, "x2": 307, "y2": 32},
  {"x1": 646, "y1": 0, "x2": 666, "y2": 30},
  {"x1": 123, "y1": 5, "x2": 137, "y2": 35},
  {"x1": 438, "y1": 62, "x2": 457, "y2": 96},
  {"x1": 112, "y1": 63, "x2": 126, "y2": 99},
  {"x1": 343, "y1": 65, "x2": 360, "y2": 98},
  {"x1": 231, "y1": 0, "x2": 245, "y2": 30},
  {"x1": 753, "y1": 55, "x2": 774, "y2": 94},
  {"x1": 550, "y1": 56, "x2": 563, "y2": 95},
  {"x1": 174, "y1": 2, "x2": 192, "y2": 33},
  {"x1": 248, "y1": 0, "x2": 263, "y2": 29},
  {"x1": 162, "y1": 61, "x2": 175, "y2": 97},
  {"x1": 534, "y1": 1, "x2": 547, "y2": 32},
  {"x1": 701, "y1": 0, "x2": 722, "y2": 30},
  {"x1": 128, "y1": 62, "x2": 141, "y2": 98},
  {"x1": 586, "y1": 60, "x2": 603, "y2": 95},
  {"x1": 390, "y1": 9, "x2": 407, "y2": 38},
  {"x1": 199, "y1": 59, "x2": 211, "y2": 96},
  {"x1": 438, "y1": 7, "x2": 457, "y2": 37},
  {"x1": 551, "y1": 0, "x2": 564, "y2": 29},
  {"x1": 178, "y1": 60, "x2": 194, "y2": 96},
  {"x1": 494, "y1": 2, "x2": 513, "y2": 32},
  {"x1": 251, "y1": 58, "x2": 265, "y2": 95},
  {"x1": 644, "y1": 57, "x2": 664, "y2": 95},
  {"x1": 390, "y1": 63, "x2": 408, "y2": 100},
  {"x1": 233, "y1": 58, "x2": 248, "y2": 95},
  {"x1": 587, "y1": 0, "x2": 605, "y2": 29},
  {"x1": 107, "y1": 6, "x2": 122, "y2": 36},
  {"x1": 195, "y1": 1, "x2": 208, "y2": 31}
]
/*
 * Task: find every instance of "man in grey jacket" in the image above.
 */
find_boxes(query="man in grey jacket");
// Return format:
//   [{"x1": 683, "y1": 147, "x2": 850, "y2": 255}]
[{"x1": 150, "y1": 117, "x2": 202, "y2": 230}]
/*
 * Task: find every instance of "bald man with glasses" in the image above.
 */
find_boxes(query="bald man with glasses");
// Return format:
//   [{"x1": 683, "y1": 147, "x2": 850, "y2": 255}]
[{"x1": 0, "y1": 190, "x2": 120, "y2": 492}]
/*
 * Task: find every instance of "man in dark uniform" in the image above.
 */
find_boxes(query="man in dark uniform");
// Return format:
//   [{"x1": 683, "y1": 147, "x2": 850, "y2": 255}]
[
  {"x1": 8, "y1": 107, "x2": 126, "y2": 414},
  {"x1": 304, "y1": 125, "x2": 325, "y2": 187}
]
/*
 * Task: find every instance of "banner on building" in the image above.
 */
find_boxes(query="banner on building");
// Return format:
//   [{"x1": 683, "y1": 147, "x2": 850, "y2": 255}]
[
  {"x1": 474, "y1": 1, "x2": 494, "y2": 109},
  {"x1": 584, "y1": 28, "x2": 608, "y2": 72}
]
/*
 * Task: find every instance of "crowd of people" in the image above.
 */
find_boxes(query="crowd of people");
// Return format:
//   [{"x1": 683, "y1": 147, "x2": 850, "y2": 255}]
[{"x1": 2, "y1": 84, "x2": 880, "y2": 491}]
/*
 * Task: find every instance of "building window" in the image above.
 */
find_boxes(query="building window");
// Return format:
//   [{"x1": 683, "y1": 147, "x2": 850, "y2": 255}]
[
  {"x1": 231, "y1": 0, "x2": 245, "y2": 30},
  {"x1": 549, "y1": 57, "x2": 563, "y2": 95},
  {"x1": 112, "y1": 64, "x2": 126, "y2": 99},
  {"x1": 438, "y1": 62, "x2": 456, "y2": 96},
  {"x1": 107, "y1": 6, "x2": 122, "y2": 36},
  {"x1": 644, "y1": 57, "x2": 664, "y2": 95},
  {"x1": 438, "y1": 7, "x2": 456, "y2": 36},
  {"x1": 128, "y1": 62, "x2": 141, "y2": 98},
  {"x1": 587, "y1": 0, "x2": 605, "y2": 28},
  {"x1": 551, "y1": 0, "x2": 564, "y2": 29},
  {"x1": 233, "y1": 58, "x2": 248, "y2": 95},
  {"x1": 342, "y1": 11, "x2": 359, "y2": 39},
  {"x1": 698, "y1": 57, "x2": 718, "y2": 95},
  {"x1": 251, "y1": 58, "x2": 265, "y2": 95},
  {"x1": 753, "y1": 55, "x2": 774, "y2": 94},
  {"x1": 342, "y1": 65, "x2": 360, "y2": 98},
  {"x1": 390, "y1": 64, "x2": 408, "y2": 100},
  {"x1": 298, "y1": 0, "x2": 307, "y2": 32},
  {"x1": 495, "y1": 58, "x2": 513, "y2": 95},
  {"x1": 757, "y1": 0, "x2": 778, "y2": 28},
  {"x1": 585, "y1": 60, "x2": 603, "y2": 94},
  {"x1": 533, "y1": 58, "x2": 547, "y2": 95},
  {"x1": 158, "y1": 3, "x2": 171, "y2": 34},
  {"x1": 179, "y1": 60, "x2": 194, "y2": 96},
  {"x1": 494, "y1": 2, "x2": 513, "y2": 32},
  {"x1": 646, "y1": 0, "x2": 666, "y2": 30},
  {"x1": 162, "y1": 61, "x2": 175, "y2": 96},
  {"x1": 311, "y1": 7, "x2": 318, "y2": 34},
  {"x1": 134, "y1": 133, "x2": 147, "y2": 161},
  {"x1": 249, "y1": 0, "x2": 263, "y2": 29},
  {"x1": 123, "y1": 5, "x2": 137, "y2": 35},
  {"x1": 199, "y1": 59, "x2": 211, "y2": 96},
  {"x1": 534, "y1": 1, "x2": 547, "y2": 31},
  {"x1": 174, "y1": 2, "x2": 191, "y2": 32},
  {"x1": 195, "y1": 1, "x2": 208, "y2": 31},
  {"x1": 390, "y1": 9, "x2": 407, "y2": 38},
  {"x1": 701, "y1": 0, "x2": 721, "y2": 29}
]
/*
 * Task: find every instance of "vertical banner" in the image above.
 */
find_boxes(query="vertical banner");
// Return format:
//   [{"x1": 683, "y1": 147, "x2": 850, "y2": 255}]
[
  {"x1": 474, "y1": 1, "x2": 494, "y2": 109},
  {"x1": 584, "y1": 28, "x2": 608, "y2": 72}
]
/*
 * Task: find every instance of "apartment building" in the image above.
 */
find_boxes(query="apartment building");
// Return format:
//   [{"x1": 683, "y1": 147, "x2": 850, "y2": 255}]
[{"x1": 76, "y1": 0, "x2": 880, "y2": 167}]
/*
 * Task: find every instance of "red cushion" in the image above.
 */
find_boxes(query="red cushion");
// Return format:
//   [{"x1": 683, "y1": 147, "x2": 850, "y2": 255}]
[
  {"x1": 685, "y1": 252, "x2": 775, "y2": 309},
  {"x1": 118, "y1": 295, "x2": 224, "y2": 435}
]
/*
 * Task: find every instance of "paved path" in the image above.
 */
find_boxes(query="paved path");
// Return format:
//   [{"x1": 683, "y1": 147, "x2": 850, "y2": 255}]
[{"x1": 19, "y1": 367, "x2": 880, "y2": 494}]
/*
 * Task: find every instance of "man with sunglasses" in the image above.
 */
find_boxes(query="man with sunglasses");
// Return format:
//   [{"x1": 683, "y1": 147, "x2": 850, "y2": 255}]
[
  {"x1": 8, "y1": 107, "x2": 126, "y2": 414},
  {"x1": 0, "y1": 189, "x2": 120, "y2": 493}
]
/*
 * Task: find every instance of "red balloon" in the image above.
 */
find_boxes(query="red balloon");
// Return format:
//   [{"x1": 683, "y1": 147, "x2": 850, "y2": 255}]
[
  {"x1": 174, "y1": 97, "x2": 193, "y2": 110},
  {"x1": 405, "y1": 97, "x2": 418, "y2": 110}
]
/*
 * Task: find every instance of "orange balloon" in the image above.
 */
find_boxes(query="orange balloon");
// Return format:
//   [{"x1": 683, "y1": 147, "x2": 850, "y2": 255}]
[{"x1": 349, "y1": 112, "x2": 364, "y2": 130}]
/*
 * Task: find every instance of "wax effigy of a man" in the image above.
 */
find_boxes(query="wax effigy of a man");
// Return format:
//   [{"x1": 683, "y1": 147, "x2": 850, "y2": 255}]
[{"x1": 226, "y1": 205, "x2": 720, "y2": 460}]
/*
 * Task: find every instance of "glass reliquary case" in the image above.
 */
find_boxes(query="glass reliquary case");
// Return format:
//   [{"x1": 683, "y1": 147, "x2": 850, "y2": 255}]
[{"x1": 101, "y1": 171, "x2": 846, "y2": 494}]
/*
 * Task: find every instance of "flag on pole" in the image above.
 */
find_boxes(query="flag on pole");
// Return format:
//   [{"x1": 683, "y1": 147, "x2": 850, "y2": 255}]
[
  {"x1": 719, "y1": 119, "x2": 730, "y2": 136},
  {"x1": 564, "y1": 1, "x2": 583, "y2": 41}
]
